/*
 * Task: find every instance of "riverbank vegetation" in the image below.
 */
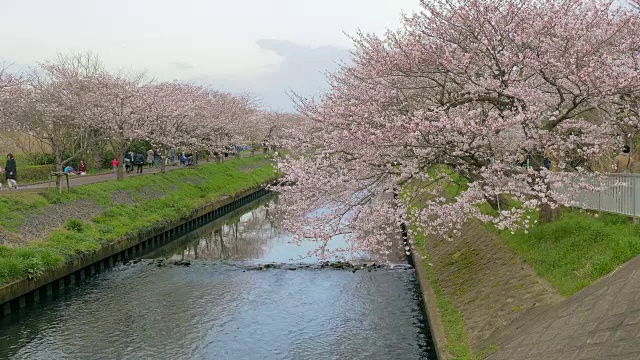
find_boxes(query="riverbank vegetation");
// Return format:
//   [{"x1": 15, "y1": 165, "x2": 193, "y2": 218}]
[
  {"x1": 500, "y1": 210, "x2": 640, "y2": 296},
  {"x1": 0, "y1": 156, "x2": 275, "y2": 285},
  {"x1": 425, "y1": 169, "x2": 640, "y2": 296},
  {"x1": 412, "y1": 175, "x2": 640, "y2": 358},
  {"x1": 413, "y1": 234, "x2": 475, "y2": 360}
]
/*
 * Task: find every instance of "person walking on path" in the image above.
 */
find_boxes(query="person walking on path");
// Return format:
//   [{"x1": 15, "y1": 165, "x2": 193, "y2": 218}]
[
  {"x1": 124, "y1": 152, "x2": 132, "y2": 173},
  {"x1": 5, "y1": 154, "x2": 18, "y2": 189},
  {"x1": 170, "y1": 148, "x2": 177, "y2": 166},
  {"x1": 154, "y1": 150, "x2": 161, "y2": 168},
  {"x1": 111, "y1": 158, "x2": 119, "y2": 174},
  {"x1": 146, "y1": 149, "x2": 154, "y2": 169},
  {"x1": 135, "y1": 153, "x2": 145, "y2": 174},
  {"x1": 614, "y1": 145, "x2": 633, "y2": 173}
]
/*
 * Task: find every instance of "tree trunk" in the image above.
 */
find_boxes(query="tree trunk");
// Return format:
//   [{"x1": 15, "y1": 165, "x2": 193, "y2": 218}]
[
  {"x1": 116, "y1": 150, "x2": 124, "y2": 180},
  {"x1": 539, "y1": 203, "x2": 559, "y2": 223},
  {"x1": 161, "y1": 146, "x2": 167, "y2": 173},
  {"x1": 530, "y1": 150, "x2": 560, "y2": 223},
  {"x1": 93, "y1": 148, "x2": 101, "y2": 171},
  {"x1": 55, "y1": 152, "x2": 63, "y2": 192},
  {"x1": 486, "y1": 194, "x2": 511, "y2": 211}
]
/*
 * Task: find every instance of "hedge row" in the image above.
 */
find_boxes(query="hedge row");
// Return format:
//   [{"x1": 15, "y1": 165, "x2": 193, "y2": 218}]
[{"x1": 15, "y1": 165, "x2": 55, "y2": 183}]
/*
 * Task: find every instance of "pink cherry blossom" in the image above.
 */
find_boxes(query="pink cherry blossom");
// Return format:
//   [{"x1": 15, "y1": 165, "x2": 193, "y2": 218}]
[{"x1": 271, "y1": 0, "x2": 640, "y2": 258}]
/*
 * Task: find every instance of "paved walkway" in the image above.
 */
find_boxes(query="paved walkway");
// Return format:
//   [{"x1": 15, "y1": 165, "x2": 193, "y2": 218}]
[
  {"x1": 1, "y1": 164, "x2": 192, "y2": 193},
  {"x1": 1, "y1": 153, "x2": 258, "y2": 194},
  {"x1": 488, "y1": 255, "x2": 640, "y2": 360}
]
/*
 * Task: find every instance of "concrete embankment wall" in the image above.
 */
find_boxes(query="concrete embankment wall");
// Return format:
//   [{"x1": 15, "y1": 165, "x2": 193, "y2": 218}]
[
  {"x1": 410, "y1": 249, "x2": 450, "y2": 360},
  {"x1": 409, "y1": 221, "x2": 563, "y2": 359},
  {"x1": 0, "y1": 186, "x2": 270, "y2": 317}
]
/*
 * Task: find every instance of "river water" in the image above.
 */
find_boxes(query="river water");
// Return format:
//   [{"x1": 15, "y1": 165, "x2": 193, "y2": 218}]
[{"x1": 0, "y1": 195, "x2": 435, "y2": 360}]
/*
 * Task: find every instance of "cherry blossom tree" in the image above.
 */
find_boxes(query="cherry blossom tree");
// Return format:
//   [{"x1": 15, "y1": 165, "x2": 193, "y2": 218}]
[
  {"x1": 194, "y1": 91, "x2": 258, "y2": 159},
  {"x1": 86, "y1": 71, "x2": 148, "y2": 179},
  {"x1": 272, "y1": 0, "x2": 640, "y2": 258},
  {"x1": 141, "y1": 81, "x2": 208, "y2": 172},
  {"x1": 244, "y1": 111, "x2": 305, "y2": 154},
  {"x1": 7, "y1": 54, "x2": 104, "y2": 189},
  {"x1": 2, "y1": 54, "x2": 272, "y2": 182},
  {"x1": 0, "y1": 64, "x2": 23, "y2": 124}
]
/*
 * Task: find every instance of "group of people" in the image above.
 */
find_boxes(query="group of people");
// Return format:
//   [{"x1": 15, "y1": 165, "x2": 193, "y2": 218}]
[
  {"x1": 118, "y1": 149, "x2": 196, "y2": 175},
  {"x1": 63, "y1": 161, "x2": 87, "y2": 176},
  {"x1": 119, "y1": 151, "x2": 147, "y2": 174},
  {"x1": 0, "y1": 154, "x2": 18, "y2": 189}
]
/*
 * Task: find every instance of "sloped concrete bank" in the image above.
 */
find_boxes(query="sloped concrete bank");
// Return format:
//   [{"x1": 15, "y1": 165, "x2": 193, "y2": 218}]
[
  {"x1": 487, "y1": 255, "x2": 640, "y2": 360},
  {"x1": 0, "y1": 186, "x2": 271, "y2": 317},
  {"x1": 412, "y1": 218, "x2": 640, "y2": 360},
  {"x1": 410, "y1": 221, "x2": 564, "y2": 359}
]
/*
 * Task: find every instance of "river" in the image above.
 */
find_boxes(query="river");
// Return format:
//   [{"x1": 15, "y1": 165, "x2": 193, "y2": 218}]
[{"x1": 0, "y1": 194, "x2": 435, "y2": 359}]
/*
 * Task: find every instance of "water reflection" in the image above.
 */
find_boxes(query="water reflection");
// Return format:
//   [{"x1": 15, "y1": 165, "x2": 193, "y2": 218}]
[
  {"x1": 0, "y1": 194, "x2": 435, "y2": 360},
  {"x1": 164, "y1": 195, "x2": 405, "y2": 264},
  {"x1": 173, "y1": 201, "x2": 282, "y2": 261},
  {"x1": 0, "y1": 264, "x2": 432, "y2": 359}
]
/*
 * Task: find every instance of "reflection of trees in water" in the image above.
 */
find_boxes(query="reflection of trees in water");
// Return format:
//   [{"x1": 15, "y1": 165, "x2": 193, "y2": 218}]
[
  {"x1": 264, "y1": 196, "x2": 288, "y2": 230},
  {"x1": 180, "y1": 203, "x2": 286, "y2": 260}
]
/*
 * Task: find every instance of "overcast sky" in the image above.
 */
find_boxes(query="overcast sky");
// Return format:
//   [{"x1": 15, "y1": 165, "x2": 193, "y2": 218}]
[{"x1": 0, "y1": 0, "x2": 421, "y2": 110}]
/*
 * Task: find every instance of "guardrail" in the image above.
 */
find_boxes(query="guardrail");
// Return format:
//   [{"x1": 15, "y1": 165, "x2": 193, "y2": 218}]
[{"x1": 570, "y1": 173, "x2": 640, "y2": 217}]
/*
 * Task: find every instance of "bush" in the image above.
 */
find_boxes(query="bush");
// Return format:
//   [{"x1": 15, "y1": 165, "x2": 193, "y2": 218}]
[
  {"x1": 27, "y1": 153, "x2": 57, "y2": 166},
  {"x1": 23, "y1": 257, "x2": 45, "y2": 279},
  {"x1": 65, "y1": 218, "x2": 87, "y2": 232},
  {"x1": 127, "y1": 140, "x2": 152, "y2": 155},
  {"x1": 100, "y1": 150, "x2": 116, "y2": 169},
  {"x1": 19, "y1": 165, "x2": 55, "y2": 183}
]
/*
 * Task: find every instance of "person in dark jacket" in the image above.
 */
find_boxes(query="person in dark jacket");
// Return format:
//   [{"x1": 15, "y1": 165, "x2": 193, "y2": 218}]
[
  {"x1": 5, "y1": 153, "x2": 17, "y2": 189},
  {"x1": 124, "y1": 153, "x2": 132, "y2": 173},
  {"x1": 78, "y1": 160, "x2": 87, "y2": 175},
  {"x1": 134, "y1": 153, "x2": 145, "y2": 174}
]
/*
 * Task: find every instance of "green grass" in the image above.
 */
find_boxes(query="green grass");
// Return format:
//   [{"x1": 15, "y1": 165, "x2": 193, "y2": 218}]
[
  {"x1": 0, "y1": 193, "x2": 49, "y2": 231},
  {"x1": 500, "y1": 209, "x2": 640, "y2": 296},
  {"x1": 413, "y1": 232, "x2": 476, "y2": 360},
  {"x1": 0, "y1": 156, "x2": 276, "y2": 285},
  {"x1": 419, "y1": 166, "x2": 639, "y2": 296},
  {"x1": 408, "y1": 167, "x2": 640, "y2": 357},
  {"x1": 425, "y1": 165, "x2": 469, "y2": 198}
]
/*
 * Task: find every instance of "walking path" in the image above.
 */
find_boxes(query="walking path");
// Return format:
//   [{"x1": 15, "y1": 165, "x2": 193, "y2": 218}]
[
  {"x1": 2, "y1": 153, "x2": 257, "y2": 194},
  {"x1": 488, "y1": 255, "x2": 640, "y2": 360},
  {"x1": 3, "y1": 164, "x2": 192, "y2": 193}
]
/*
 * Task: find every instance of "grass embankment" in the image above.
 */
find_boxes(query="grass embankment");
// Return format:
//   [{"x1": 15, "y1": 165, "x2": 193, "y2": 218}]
[
  {"x1": 410, "y1": 168, "x2": 640, "y2": 358},
  {"x1": 409, "y1": 169, "x2": 476, "y2": 359},
  {"x1": 500, "y1": 210, "x2": 640, "y2": 296},
  {"x1": 0, "y1": 156, "x2": 275, "y2": 286},
  {"x1": 413, "y1": 232, "x2": 475, "y2": 360}
]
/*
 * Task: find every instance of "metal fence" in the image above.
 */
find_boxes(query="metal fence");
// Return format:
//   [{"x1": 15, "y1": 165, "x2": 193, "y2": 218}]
[{"x1": 570, "y1": 173, "x2": 640, "y2": 217}]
